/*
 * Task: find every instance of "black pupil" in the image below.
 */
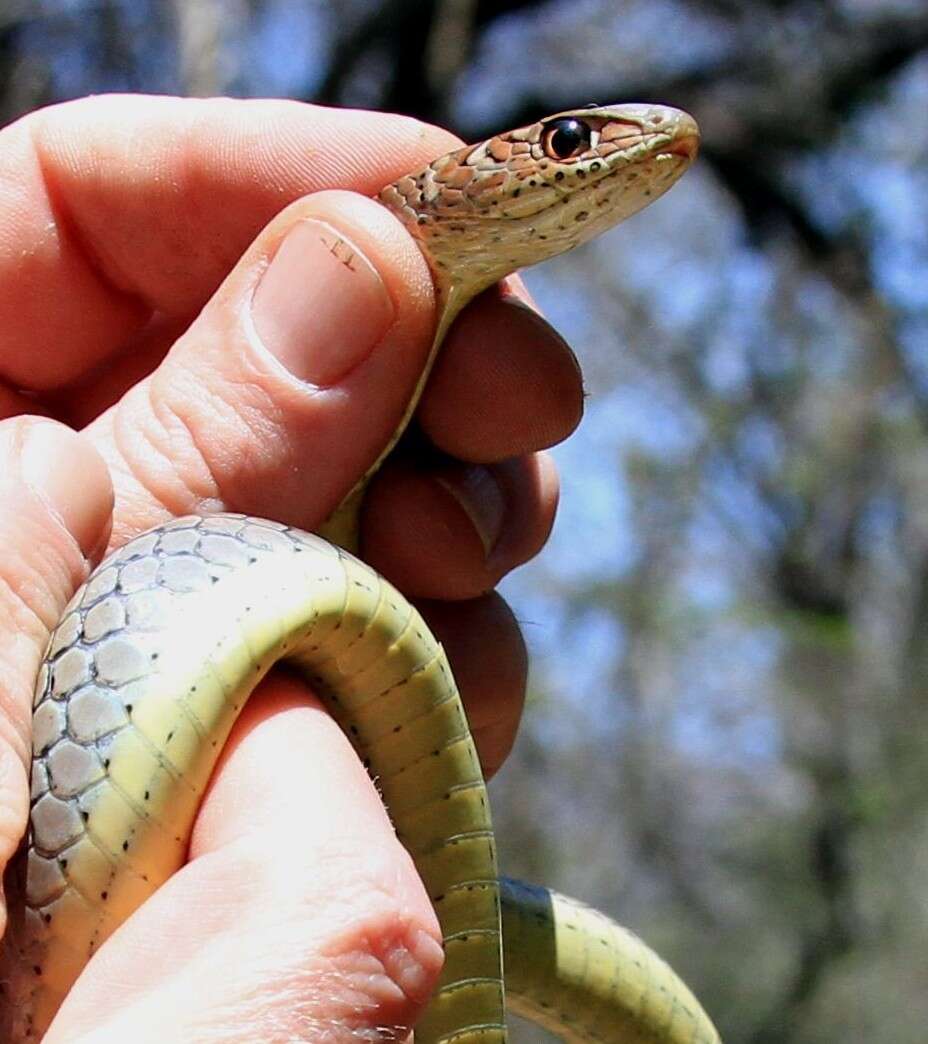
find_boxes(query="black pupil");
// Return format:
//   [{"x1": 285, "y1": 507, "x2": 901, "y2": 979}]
[{"x1": 547, "y1": 118, "x2": 590, "y2": 158}]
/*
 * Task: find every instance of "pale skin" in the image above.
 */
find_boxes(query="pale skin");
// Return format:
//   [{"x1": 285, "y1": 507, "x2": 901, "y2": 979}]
[{"x1": 0, "y1": 96, "x2": 585, "y2": 1040}]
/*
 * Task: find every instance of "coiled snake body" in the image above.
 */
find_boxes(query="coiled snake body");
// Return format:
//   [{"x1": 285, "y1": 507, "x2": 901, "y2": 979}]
[{"x1": 4, "y1": 104, "x2": 720, "y2": 1043}]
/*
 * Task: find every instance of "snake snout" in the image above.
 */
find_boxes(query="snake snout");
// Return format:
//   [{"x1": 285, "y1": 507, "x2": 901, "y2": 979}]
[{"x1": 665, "y1": 111, "x2": 700, "y2": 161}]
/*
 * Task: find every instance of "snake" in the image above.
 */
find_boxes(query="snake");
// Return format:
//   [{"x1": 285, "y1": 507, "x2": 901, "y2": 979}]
[{"x1": 1, "y1": 103, "x2": 720, "y2": 1043}]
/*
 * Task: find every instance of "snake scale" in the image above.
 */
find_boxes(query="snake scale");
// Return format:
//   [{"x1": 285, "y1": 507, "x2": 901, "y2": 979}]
[{"x1": 2, "y1": 103, "x2": 720, "y2": 1043}]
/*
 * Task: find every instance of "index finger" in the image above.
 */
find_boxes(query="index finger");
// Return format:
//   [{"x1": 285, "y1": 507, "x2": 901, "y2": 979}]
[{"x1": 0, "y1": 94, "x2": 460, "y2": 391}]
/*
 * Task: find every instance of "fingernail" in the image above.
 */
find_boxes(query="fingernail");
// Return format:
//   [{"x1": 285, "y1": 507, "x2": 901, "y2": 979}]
[
  {"x1": 435, "y1": 465, "x2": 506, "y2": 557},
  {"x1": 18, "y1": 422, "x2": 113, "y2": 559},
  {"x1": 252, "y1": 219, "x2": 395, "y2": 385}
]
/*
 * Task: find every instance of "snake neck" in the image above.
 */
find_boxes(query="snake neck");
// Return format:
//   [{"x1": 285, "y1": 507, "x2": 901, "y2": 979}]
[{"x1": 315, "y1": 277, "x2": 465, "y2": 552}]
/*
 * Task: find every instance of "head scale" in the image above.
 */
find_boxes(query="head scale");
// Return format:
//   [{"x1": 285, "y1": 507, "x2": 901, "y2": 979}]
[{"x1": 380, "y1": 103, "x2": 699, "y2": 303}]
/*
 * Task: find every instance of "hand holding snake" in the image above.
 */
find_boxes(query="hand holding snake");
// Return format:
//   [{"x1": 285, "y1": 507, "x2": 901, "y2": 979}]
[{"x1": 0, "y1": 96, "x2": 718, "y2": 1042}]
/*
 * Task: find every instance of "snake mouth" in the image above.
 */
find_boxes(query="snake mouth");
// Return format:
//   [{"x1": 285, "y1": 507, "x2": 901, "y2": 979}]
[{"x1": 660, "y1": 133, "x2": 700, "y2": 162}]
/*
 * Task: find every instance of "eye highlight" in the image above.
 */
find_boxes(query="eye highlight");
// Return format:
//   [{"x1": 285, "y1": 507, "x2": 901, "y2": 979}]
[{"x1": 542, "y1": 118, "x2": 594, "y2": 161}]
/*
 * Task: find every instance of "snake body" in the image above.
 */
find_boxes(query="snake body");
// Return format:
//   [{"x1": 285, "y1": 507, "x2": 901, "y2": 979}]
[{"x1": 3, "y1": 104, "x2": 718, "y2": 1043}]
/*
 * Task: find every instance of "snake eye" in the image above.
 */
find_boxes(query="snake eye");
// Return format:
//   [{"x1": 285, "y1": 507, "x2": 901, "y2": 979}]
[{"x1": 542, "y1": 118, "x2": 592, "y2": 160}]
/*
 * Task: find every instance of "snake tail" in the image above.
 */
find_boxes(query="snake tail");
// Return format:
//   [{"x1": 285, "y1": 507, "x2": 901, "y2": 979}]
[{"x1": 501, "y1": 879, "x2": 719, "y2": 1043}]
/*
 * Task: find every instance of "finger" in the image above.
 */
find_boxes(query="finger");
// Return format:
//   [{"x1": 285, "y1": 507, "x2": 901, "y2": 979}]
[
  {"x1": 362, "y1": 451, "x2": 559, "y2": 600},
  {"x1": 50, "y1": 315, "x2": 188, "y2": 429},
  {"x1": 420, "y1": 594, "x2": 528, "y2": 779},
  {"x1": 0, "y1": 418, "x2": 112, "y2": 931},
  {"x1": 47, "y1": 674, "x2": 442, "y2": 1042},
  {"x1": 0, "y1": 95, "x2": 459, "y2": 391},
  {"x1": 84, "y1": 190, "x2": 438, "y2": 546},
  {"x1": 420, "y1": 293, "x2": 584, "y2": 462}
]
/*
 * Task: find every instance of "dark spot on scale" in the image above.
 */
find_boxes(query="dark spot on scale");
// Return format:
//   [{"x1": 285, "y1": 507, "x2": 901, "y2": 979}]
[
  {"x1": 81, "y1": 810, "x2": 89, "y2": 822},
  {"x1": 575, "y1": 211, "x2": 589, "y2": 221},
  {"x1": 126, "y1": 704, "x2": 133, "y2": 715},
  {"x1": 151, "y1": 652, "x2": 159, "y2": 661},
  {"x1": 43, "y1": 913, "x2": 51, "y2": 924},
  {"x1": 103, "y1": 758, "x2": 110, "y2": 769},
  {"x1": 210, "y1": 576, "x2": 218, "y2": 585},
  {"x1": 590, "y1": 161, "x2": 601, "y2": 172},
  {"x1": 577, "y1": 169, "x2": 587, "y2": 179},
  {"x1": 60, "y1": 858, "x2": 68, "y2": 869},
  {"x1": 166, "y1": 731, "x2": 174, "y2": 743},
  {"x1": 122, "y1": 840, "x2": 129, "y2": 851},
  {"x1": 528, "y1": 179, "x2": 537, "y2": 186},
  {"x1": 417, "y1": 215, "x2": 427, "y2": 224},
  {"x1": 539, "y1": 234, "x2": 548, "y2": 241},
  {"x1": 100, "y1": 891, "x2": 108, "y2": 900},
  {"x1": 33, "y1": 965, "x2": 42, "y2": 976},
  {"x1": 144, "y1": 790, "x2": 150, "y2": 800},
  {"x1": 393, "y1": 725, "x2": 402, "y2": 733},
  {"x1": 555, "y1": 170, "x2": 565, "y2": 181},
  {"x1": 512, "y1": 187, "x2": 520, "y2": 197}
]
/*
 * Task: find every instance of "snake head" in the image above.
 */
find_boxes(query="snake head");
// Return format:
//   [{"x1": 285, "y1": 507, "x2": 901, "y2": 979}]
[{"x1": 380, "y1": 103, "x2": 699, "y2": 301}]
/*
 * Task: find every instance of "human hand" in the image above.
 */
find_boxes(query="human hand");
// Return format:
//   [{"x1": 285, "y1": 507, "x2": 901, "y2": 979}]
[{"x1": 0, "y1": 95, "x2": 583, "y2": 1038}]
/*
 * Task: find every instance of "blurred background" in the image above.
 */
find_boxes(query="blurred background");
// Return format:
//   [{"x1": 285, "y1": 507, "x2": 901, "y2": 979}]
[{"x1": 2, "y1": 1, "x2": 927, "y2": 1041}]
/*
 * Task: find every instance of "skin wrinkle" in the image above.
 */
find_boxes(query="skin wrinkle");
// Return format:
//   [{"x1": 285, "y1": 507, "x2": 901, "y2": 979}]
[
  {"x1": 27, "y1": 113, "x2": 152, "y2": 324},
  {"x1": 106, "y1": 390, "x2": 194, "y2": 526},
  {"x1": 147, "y1": 383, "x2": 231, "y2": 507},
  {"x1": 103, "y1": 378, "x2": 225, "y2": 534},
  {"x1": 177, "y1": 871, "x2": 435, "y2": 1042},
  {"x1": 174, "y1": 362, "x2": 301, "y2": 500},
  {"x1": 0, "y1": 509, "x2": 88, "y2": 646},
  {"x1": 98, "y1": 258, "x2": 335, "y2": 533},
  {"x1": 144, "y1": 363, "x2": 305, "y2": 519},
  {"x1": 0, "y1": 652, "x2": 31, "y2": 761}
]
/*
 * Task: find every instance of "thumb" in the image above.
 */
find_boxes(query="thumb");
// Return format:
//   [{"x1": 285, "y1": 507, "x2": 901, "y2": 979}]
[{"x1": 86, "y1": 190, "x2": 436, "y2": 545}]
